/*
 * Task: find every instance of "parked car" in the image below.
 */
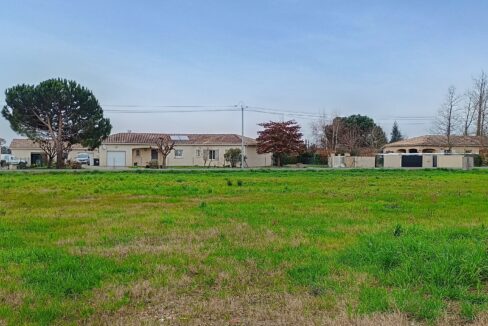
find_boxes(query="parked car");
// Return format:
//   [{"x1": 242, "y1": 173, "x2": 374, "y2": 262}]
[
  {"x1": 74, "y1": 153, "x2": 91, "y2": 165},
  {"x1": 0, "y1": 154, "x2": 26, "y2": 165}
]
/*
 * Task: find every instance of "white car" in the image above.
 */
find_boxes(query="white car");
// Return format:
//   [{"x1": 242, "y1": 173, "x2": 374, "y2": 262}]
[
  {"x1": 74, "y1": 153, "x2": 91, "y2": 165},
  {"x1": 0, "y1": 154, "x2": 26, "y2": 165}
]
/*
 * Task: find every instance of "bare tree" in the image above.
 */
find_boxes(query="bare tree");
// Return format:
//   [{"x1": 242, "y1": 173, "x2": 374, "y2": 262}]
[
  {"x1": 311, "y1": 112, "x2": 342, "y2": 151},
  {"x1": 460, "y1": 92, "x2": 476, "y2": 136},
  {"x1": 35, "y1": 139, "x2": 56, "y2": 167},
  {"x1": 202, "y1": 148, "x2": 209, "y2": 167},
  {"x1": 311, "y1": 115, "x2": 328, "y2": 147},
  {"x1": 432, "y1": 86, "x2": 461, "y2": 151},
  {"x1": 154, "y1": 135, "x2": 175, "y2": 168},
  {"x1": 340, "y1": 125, "x2": 361, "y2": 154},
  {"x1": 472, "y1": 71, "x2": 488, "y2": 137},
  {"x1": 368, "y1": 125, "x2": 388, "y2": 149}
]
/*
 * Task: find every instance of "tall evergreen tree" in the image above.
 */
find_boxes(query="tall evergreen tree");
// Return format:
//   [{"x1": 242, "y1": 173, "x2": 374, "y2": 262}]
[
  {"x1": 390, "y1": 121, "x2": 404, "y2": 143},
  {"x1": 2, "y1": 79, "x2": 112, "y2": 168}
]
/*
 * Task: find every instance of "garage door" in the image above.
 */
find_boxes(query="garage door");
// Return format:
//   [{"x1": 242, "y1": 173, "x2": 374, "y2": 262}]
[{"x1": 107, "y1": 151, "x2": 126, "y2": 167}]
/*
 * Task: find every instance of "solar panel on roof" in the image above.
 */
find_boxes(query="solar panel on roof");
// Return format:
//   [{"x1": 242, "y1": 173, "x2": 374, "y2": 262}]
[{"x1": 170, "y1": 135, "x2": 189, "y2": 141}]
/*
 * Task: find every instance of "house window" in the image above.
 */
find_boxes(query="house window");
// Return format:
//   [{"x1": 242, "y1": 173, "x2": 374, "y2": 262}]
[
  {"x1": 175, "y1": 149, "x2": 183, "y2": 158},
  {"x1": 196, "y1": 149, "x2": 201, "y2": 157},
  {"x1": 465, "y1": 150, "x2": 472, "y2": 154},
  {"x1": 135, "y1": 149, "x2": 140, "y2": 156},
  {"x1": 151, "y1": 149, "x2": 158, "y2": 160},
  {"x1": 209, "y1": 150, "x2": 217, "y2": 160}
]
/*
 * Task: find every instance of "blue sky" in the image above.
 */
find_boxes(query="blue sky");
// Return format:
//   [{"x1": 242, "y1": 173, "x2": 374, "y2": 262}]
[{"x1": 1, "y1": 0, "x2": 488, "y2": 143}]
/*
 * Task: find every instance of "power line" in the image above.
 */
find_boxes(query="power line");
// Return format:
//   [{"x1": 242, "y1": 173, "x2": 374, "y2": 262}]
[
  {"x1": 105, "y1": 108, "x2": 239, "y2": 114},
  {"x1": 101, "y1": 103, "x2": 435, "y2": 124},
  {"x1": 103, "y1": 104, "x2": 235, "y2": 108}
]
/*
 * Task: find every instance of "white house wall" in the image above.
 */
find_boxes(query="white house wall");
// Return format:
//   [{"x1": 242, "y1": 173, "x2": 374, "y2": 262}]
[{"x1": 100, "y1": 144, "x2": 272, "y2": 168}]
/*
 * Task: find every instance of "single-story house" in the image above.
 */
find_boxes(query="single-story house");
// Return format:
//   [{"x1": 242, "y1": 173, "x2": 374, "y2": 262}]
[
  {"x1": 100, "y1": 133, "x2": 272, "y2": 167},
  {"x1": 9, "y1": 139, "x2": 99, "y2": 166},
  {"x1": 383, "y1": 135, "x2": 488, "y2": 154}
]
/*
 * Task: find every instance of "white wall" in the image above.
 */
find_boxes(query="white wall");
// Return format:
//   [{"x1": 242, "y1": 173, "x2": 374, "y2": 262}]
[
  {"x1": 100, "y1": 144, "x2": 272, "y2": 168},
  {"x1": 383, "y1": 155, "x2": 402, "y2": 168}
]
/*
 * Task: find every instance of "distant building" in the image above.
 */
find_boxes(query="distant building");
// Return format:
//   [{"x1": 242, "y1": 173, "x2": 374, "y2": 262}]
[
  {"x1": 9, "y1": 139, "x2": 98, "y2": 166},
  {"x1": 383, "y1": 135, "x2": 488, "y2": 154},
  {"x1": 100, "y1": 133, "x2": 271, "y2": 168},
  {"x1": 9, "y1": 133, "x2": 273, "y2": 168}
]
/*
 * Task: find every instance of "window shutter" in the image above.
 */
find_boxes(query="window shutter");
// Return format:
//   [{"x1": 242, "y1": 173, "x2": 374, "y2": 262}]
[{"x1": 215, "y1": 150, "x2": 219, "y2": 160}]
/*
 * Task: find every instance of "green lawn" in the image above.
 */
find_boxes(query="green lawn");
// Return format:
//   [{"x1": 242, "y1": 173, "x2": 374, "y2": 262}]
[{"x1": 1, "y1": 169, "x2": 488, "y2": 325}]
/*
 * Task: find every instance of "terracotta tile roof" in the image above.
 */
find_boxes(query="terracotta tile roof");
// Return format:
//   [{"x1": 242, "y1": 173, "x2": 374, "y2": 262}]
[
  {"x1": 9, "y1": 139, "x2": 87, "y2": 149},
  {"x1": 384, "y1": 135, "x2": 488, "y2": 148},
  {"x1": 103, "y1": 133, "x2": 257, "y2": 145}
]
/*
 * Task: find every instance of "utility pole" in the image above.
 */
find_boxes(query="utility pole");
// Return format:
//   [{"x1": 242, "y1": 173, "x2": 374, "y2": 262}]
[{"x1": 240, "y1": 102, "x2": 245, "y2": 168}]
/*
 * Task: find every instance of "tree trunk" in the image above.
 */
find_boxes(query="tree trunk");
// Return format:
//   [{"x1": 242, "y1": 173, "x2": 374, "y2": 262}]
[
  {"x1": 56, "y1": 109, "x2": 64, "y2": 169},
  {"x1": 162, "y1": 155, "x2": 167, "y2": 169},
  {"x1": 55, "y1": 141, "x2": 63, "y2": 168},
  {"x1": 477, "y1": 107, "x2": 483, "y2": 136}
]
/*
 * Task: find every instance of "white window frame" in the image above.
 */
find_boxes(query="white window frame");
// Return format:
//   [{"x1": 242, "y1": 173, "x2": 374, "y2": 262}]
[
  {"x1": 209, "y1": 150, "x2": 217, "y2": 160},
  {"x1": 174, "y1": 149, "x2": 183, "y2": 158}
]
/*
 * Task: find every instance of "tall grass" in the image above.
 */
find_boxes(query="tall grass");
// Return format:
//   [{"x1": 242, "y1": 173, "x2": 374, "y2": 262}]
[
  {"x1": 340, "y1": 226, "x2": 488, "y2": 320},
  {"x1": 0, "y1": 169, "x2": 488, "y2": 323}
]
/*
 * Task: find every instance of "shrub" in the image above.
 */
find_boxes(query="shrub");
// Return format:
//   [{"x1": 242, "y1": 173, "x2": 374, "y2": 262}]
[
  {"x1": 467, "y1": 154, "x2": 482, "y2": 167},
  {"x1": 66, "y1": 161, "x2": 82, "y2": 169},
  {"x1": 479, "y1": 149, "x2": 488, "y2": 166},
  {"x1": 237, "y1": 180, "x2": 243, "y2": 187},
  {"x1": 147, "y1": 160, "x2": 159, "y2": 169},
  {"x1": 226, "y1": 180, "x2": 233, "y2": 186},
  {"x1": 224, "y1": 148, "x2": 242, "y2": 168}
]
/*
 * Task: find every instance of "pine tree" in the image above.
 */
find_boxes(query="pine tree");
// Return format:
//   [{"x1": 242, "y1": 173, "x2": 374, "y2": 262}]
[
  {"x1": 390, "y1": 121, "x2": 404, "y2": 143},
  {"x1": 2, "y1": 78, "x2": 112, "y2": 168}
]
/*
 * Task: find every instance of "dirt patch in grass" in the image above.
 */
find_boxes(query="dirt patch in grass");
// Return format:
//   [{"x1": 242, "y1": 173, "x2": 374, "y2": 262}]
[{"x1": 88, "y1": 284, "x2": 411, "y2": 325}]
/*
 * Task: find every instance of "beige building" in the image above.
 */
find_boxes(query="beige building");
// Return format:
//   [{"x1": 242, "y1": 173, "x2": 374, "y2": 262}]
[
  {"x1": 100, "y1": 133, "x2": 272, "y2": 168},
  {"x1": 382, "y1": 153, "x2": 474, "y2": 170},
  {"x1": 9, "y1": 139, "x2": 99, "y2": 166},
  {"x1": 383, "y1": 135, "x2": 487, "y2": 154}
]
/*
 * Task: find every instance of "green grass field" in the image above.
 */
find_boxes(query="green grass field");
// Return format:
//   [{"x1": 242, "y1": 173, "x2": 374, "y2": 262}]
[{"x1": 1, "y1": 169, "x2": 488, "y2": 325}]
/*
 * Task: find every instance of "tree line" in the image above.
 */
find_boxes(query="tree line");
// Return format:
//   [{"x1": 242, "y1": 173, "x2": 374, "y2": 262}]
[
  {"x1": 433, "y1": 71, "x2": 488, "y2": 150},
  {"x1": 12, "y1": 73, "x2": 488, "y2": 168},
  {"x1": 256, "y1": 115, "x2": 403, "y2": 166}
]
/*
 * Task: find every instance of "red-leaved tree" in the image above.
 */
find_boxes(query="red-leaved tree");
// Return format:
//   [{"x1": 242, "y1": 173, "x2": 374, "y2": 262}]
[{"x1": 256, "y1": 120, "x2": 305, "y2": 166}]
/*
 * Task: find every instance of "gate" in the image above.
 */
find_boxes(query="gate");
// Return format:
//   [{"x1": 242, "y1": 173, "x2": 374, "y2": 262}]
[{"x1": 401, "y1": 155, "x2": 422, "y2": 167}]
